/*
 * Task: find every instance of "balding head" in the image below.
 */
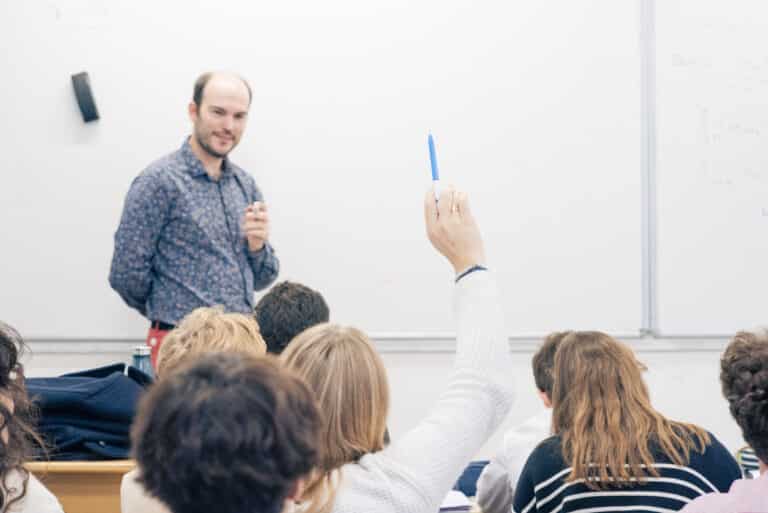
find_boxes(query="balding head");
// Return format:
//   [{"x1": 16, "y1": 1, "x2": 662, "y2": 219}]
[{"x1": 193, "y1": 72, "x2": 252, "y2": 109}]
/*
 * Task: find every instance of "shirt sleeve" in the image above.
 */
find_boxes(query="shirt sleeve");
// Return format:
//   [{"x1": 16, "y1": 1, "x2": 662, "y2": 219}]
[
  {"x1": 677, "y1": 492, "x2": 733, "y2": 513},
  {"x1": 477, "y1": 411, "x2": 551, "y2": 513},
  {"x1": 121, "y1": 469, "x2": 172, "y2": 513},
  {"x1": 513, "y1": 453, "x2": 538, "y2": 513},
  {"x1": 246, "y1": 179, "x2": 280, "y2": 291},
  {"x1": 248, "y1": 242, "x2": 280, "y2": 291},
  {"x1": 475, "y1": 457, "x2": 515, "y2": 513},
  {"x1": 370, "y1": 271, "x2": 515, "y2": 511},
  {"x1": 109, "y1": 174, "x2": 170, "y2": 316},
  {"x1": 12, "y1": 473, "x2": 64, "y2": 513}
]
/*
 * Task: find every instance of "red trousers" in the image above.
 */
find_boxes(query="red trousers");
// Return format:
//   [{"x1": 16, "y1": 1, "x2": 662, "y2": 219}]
[{"x1": 145, "y1": 327, "x2": 172, "y2": 370}]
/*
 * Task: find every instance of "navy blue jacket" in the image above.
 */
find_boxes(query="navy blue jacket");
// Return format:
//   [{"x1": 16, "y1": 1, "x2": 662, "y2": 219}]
[{"x1": 27, "y1": 363, "x2": 152, "y2": 460}]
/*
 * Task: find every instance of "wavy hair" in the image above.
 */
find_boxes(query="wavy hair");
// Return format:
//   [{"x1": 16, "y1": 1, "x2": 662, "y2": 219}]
[
  {"x1": 552, "y1": 331, "x2": 709, "y2": 489},
  {"x1": 157, "y1": 306, "x2": 266, "y2": 378},
  {"x1": 0, "y1": 322, "x2": 47, "y2": 512},
  {"x1": 280, "y1": 323, "x2": 389, "y2": 513}
]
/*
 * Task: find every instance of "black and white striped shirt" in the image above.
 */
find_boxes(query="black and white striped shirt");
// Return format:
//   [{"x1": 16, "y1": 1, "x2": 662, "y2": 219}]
[
  {"x1": 513, "y1": 433, "x2": 741, "y2": 513},
  {"x1": 735, "y1": 446, "x2": 760, "y2": 477}
]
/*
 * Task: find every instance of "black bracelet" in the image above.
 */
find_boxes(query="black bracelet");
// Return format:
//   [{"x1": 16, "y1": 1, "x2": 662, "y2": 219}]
[{"x1": 455, "y1": 264, "x2": 488, "y2": 283}]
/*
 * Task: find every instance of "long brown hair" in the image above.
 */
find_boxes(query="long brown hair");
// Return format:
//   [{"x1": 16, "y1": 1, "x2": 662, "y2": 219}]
[
  {"x1": 0, "y1": 322, "x2": 48, "y2": 512},
  {"x1": 280, "y1": 323, "x2": 389, "y2": 512},
  {"x1": 551, "y1": 331, "x2": 709, "y2": 489}
]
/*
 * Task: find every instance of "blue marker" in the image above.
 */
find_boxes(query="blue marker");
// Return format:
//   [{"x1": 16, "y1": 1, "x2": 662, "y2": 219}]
[{"x1": 428, "y1": 132, "x2": 440, "y2": 199}]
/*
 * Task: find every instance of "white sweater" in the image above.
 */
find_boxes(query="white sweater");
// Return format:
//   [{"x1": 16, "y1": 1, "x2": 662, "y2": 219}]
[
  {"x1": 8, "y1": 472, "x2": 63, "y2": 513},
  {"x1": 325, "y1": 271, "x2": 515, "y2": 513},
  {"x1": 475, "y1": 409, "x2": 551, "y2": 513},
  {"x1": 121, "y1": 468, "x2": 169, "y2": 513}
]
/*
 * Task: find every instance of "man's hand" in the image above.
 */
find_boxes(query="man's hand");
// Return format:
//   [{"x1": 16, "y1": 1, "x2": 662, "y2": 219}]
[
  {"x1": 424, "y1": 185, "x2": 486, "y2": 274},
  {"x1": 242, "y1": 202, "x2": 270, "y2": 252}
]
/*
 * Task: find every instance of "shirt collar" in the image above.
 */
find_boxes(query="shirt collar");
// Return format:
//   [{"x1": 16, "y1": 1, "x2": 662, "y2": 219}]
[{"x1": 181, "y1": 137, "x2": 234, "y2": 179}]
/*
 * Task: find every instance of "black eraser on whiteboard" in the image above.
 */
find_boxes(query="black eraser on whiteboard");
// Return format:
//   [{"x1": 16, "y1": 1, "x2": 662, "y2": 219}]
[{"x1": 71, "y1": 72, "x2": 100, "y2": 122}]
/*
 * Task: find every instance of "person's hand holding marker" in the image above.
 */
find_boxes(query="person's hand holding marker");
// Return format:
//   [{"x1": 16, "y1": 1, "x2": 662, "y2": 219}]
[
  {"x1": 425, "y1": 132, "x2": 486, "y2": 275},
  {"x1": 242, "y1": 201, "x2": 270, "y2": 252},
  {"x1": 424, "y1": 185, "x2": 487, "y2": 275}
]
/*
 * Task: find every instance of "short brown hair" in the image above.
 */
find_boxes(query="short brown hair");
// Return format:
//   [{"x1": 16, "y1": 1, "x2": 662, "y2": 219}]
[
  {"x1": 721, "y1": 330, "x2": 768, "y2": 463},
  {"x1": 255, "y1": 281, "x2": 330, "y2": 354},
  {"x1": 157, "y1": 306, "x2": 266, "y2": 378},
  {"x1": 132, "y1": 353, "x2": 321, "y2": 513},
  {"x1": 532, "y1": 331, "x2": 571, "y2": 398},
  {"x1": 193, "y1": 72, "x2": 252, "y2": 107}
]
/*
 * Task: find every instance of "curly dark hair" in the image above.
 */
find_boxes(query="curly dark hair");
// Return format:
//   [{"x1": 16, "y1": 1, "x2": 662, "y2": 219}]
[
  {"x1": 132, "y1": 352, "x2": 321, "y2": 513},
  {"x1": 0, "y1": 322, "x2": 46, "y2": 513},
  {"x1": 720, "y1": 330, "x2": 768, "y2": 464},
  {"x1": 255, "y1": 281, "x2": 330, "y2": 354}
]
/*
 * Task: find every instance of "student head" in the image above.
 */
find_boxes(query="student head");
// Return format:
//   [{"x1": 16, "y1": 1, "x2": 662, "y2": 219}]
[
  {"x1": 189, "y1": 71, "x2": 252, "y2": 159},
  {"x1": 157, "y1": 306, "x2": 266, "y2": 378},
  {"x1": 0, "y1": 322, "x2": 46, "y2": 512},
  {"x1": 132, "y1": 353, "x2": 321, "y2": 513},
  {"x1": 720, "y1": 329, "x2": 768, "y2": 466},
  {"x1": 551, "y1": 331, "x2": 709, "y2": 488},
  {"x1": 532, "y1": 331, "x2": 571, "y2": 407},
  {"x1": 255, "y1": 281, "x2": 330, "y2": 354},
  {"x1": 280, "y1": 323, "x2": 389, "y2": 509}
]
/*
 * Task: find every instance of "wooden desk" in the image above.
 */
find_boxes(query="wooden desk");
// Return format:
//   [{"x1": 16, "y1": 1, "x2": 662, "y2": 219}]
[{"x1": 26, "y1": 460, "x2": 135, "y2": 513}]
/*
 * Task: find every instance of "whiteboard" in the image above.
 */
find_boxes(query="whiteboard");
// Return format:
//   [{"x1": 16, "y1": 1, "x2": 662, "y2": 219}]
[
  {"x1": 656, "y1": 0, "x2": 768, "y2": 335},
  {"x1": 0, "y1": 0, "x2": 643, "y2": 339}
]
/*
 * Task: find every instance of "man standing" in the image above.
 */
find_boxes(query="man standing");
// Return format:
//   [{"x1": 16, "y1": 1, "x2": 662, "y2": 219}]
[{"x1": 109, "y1": 72, "x2": 279, "y2": 365}]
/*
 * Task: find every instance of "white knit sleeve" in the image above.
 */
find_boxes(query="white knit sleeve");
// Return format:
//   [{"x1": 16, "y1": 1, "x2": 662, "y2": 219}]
[{"x1": 374, "y1": 271, "x2": 515, "y2": 512}]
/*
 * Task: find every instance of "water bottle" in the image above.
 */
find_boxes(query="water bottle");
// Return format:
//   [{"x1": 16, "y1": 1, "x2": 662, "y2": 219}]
[{"x1": 132, "y1": 345, "x2": 154, "y2": 378}]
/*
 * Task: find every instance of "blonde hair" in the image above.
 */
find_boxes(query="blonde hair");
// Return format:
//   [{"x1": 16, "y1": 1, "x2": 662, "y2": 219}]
[
  {"x1": 157, "y1": 306, "x2": 266, "y2": 378},
  {"x1": 552, "y1": 331, "x2": 710, "y2": 489},
  {"x1": 280, "y1": 323, "x2": 389, "y2": 512}
]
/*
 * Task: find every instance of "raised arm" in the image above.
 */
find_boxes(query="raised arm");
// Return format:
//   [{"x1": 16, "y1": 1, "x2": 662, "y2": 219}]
[{"x1": 378, "y1": 186, "x2": 514, "y2": 511}]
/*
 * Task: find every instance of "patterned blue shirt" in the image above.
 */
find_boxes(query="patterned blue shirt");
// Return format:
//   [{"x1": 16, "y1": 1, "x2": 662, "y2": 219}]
[{"x1": 109, "y1": 138, "x2": 279, "y2": 325}]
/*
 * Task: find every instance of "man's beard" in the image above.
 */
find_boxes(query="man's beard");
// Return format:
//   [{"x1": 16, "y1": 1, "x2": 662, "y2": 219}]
[{"x1": 195, "y1": 130, "x2": 231, "y2": 159}]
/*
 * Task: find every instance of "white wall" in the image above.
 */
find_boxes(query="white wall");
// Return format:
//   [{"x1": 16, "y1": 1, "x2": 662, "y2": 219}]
[
  {"x1": 1, "y1": 0, "x2": 752, "y2": 463},
  {"x1": 22, "y1": 337, "x2": 744, "y2": 459},
  {"x1": 0, "y1": 0, "x2": 645, "y2": 340}
]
